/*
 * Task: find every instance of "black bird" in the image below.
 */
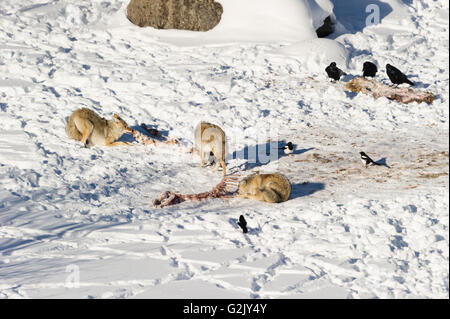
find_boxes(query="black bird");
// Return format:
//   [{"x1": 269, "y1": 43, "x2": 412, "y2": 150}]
[
  {"x1": 280, "y1": 142, "x2": 294, "y2": 155},
  {"x1": 325, "y1": 62, "x2": 347, "y2": 81},
  {"x1": 359, "y1": 152, "x2": 379, "y2": 167},
  {"x1": 237, "y1": 215, "x2": 248, "y2": 234},
  {"x1": 386, "y1": 64, "x2": 414, "y2": 87},
  {"x1": 363, "y1": 61, "x2": 378, "y2": 78}
]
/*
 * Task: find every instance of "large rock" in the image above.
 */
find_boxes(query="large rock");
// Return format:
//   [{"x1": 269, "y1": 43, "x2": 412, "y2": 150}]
[
  {"x1": 127, "y1": 0, "x2": 223, "y2": 31},
  {"x1": 316, "y1": 16, "x2": 334, "y2": 38}
]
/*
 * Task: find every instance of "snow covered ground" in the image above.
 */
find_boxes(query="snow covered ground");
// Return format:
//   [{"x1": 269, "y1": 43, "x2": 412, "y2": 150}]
[{"x1": 0, "y1": 0, "x2": 448, "y2": 299}]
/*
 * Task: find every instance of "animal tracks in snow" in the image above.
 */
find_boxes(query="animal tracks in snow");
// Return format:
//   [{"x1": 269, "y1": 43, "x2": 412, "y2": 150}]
[{"x1": 0, "y1": 0, "x2": 448, "y2": 298}]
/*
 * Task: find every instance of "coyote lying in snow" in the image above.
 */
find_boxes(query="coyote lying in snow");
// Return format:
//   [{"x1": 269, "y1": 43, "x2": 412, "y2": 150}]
[
  {"x1": 194, "y1": 121, "x2": 227, "y2": 176},
  {"x1": 66, "y1": 108, "x2": 133, "y2": 147},
  {"x1": 237, "y1": 173, "x2": 291, "y2": 203}
]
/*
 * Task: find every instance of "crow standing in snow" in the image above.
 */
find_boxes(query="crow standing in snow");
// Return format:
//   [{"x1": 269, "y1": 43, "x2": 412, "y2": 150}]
[
  {"x1": 363, "y1": 61, "x2": 378, "y2": 78},
  {"x1": 325, "y1": 62, "x2": 347, "y2": 81},
  {"x1": 386, "y1": 64, "x2": 414, "y2": 87},
  {"x1": 237, "y1": 215, "x2": 248, "y2": 234}
]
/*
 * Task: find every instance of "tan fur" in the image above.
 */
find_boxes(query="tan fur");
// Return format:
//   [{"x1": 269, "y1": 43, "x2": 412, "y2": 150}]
[
  {"x1": 66, "y1": 108, "x2": 133, "y2": 147},
  {"x1": 237, "y1": 173, "x2": 291, "y2": 203},
  {"x1": 194, "y1": 121, "x2": 226, "y2": 175}
]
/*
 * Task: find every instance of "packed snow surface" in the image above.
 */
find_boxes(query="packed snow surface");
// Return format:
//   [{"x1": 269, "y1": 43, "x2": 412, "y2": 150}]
[{"x1": 0, "y1": 0, "x2": 448, "y2": 298}]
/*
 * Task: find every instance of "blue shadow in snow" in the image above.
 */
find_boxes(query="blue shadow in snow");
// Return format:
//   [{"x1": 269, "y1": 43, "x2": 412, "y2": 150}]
[
  {"x1": 374, "y1": 157, "x2": 391, "y2": 168},
  {"x1": 290, "y1": 182, "x2": 325, "y2": 200},
  {"x1": 329, "y1": 0, "x2": 393, "y2": 36},
  {"x1": 117, "y1": 124, "x2": 170, "y2": 143},
  {"x1": 231, "y1": 142, "x2": 314, "y2": 171}
]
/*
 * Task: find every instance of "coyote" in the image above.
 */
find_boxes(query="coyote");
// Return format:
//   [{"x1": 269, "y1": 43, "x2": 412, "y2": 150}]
[
  {"x1": 237, "y1": 173, "x2": 291, "y2": 203},
  {"x1": 66, "y1": 108, "x2": 133, "y2": 147},
  {"x1": 194, "y1": 121, "x2": 226, "y2": 176}
]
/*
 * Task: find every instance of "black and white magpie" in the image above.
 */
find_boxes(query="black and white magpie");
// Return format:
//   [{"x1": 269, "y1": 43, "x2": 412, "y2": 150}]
[
  {"x1": 360, "y1": 151, "x2": 379, "y2": 167},
  {"x1": 237, "y1": 215, "x2": 248, "y2": 234},
  {"x1": 280, "y1": 142, "x2": 294, "y2": 155}
]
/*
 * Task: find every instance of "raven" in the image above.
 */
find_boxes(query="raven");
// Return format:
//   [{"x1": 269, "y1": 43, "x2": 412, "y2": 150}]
[
  {"x1": 325, "y1": 62, "x2": 346, "y2": 81},
  {"x1": 363, "y1": 61, "x2": 378, "y2": 77},
  {"x1": 386, "y1": 64, "x2": 414, "y2": 86}
]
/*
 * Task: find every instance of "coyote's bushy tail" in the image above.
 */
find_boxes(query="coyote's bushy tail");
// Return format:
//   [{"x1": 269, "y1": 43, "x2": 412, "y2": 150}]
[{"x1": 66, "y1": 116, "x2": 82, "y2": 141}]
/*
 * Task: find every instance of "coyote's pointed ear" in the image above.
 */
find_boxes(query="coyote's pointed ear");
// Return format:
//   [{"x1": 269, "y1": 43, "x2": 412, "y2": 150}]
[{"x1": 113, "y1": 113, "x2": 119, "y2": 119}]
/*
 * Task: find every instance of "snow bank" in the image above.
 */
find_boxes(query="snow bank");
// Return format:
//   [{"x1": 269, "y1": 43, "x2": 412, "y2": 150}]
[
  {"x1": 105, "y1": 0, "x2": 334, "y2": 46},
  {"x1": 277, "y1": 38, "x2": 349, "y2": 73},
  {"x1": 210, "y1": 0, "x2": 332, "y2": 43},
  {"x1": 112, "y1": 0, "x2": 343, "y2": 72}
]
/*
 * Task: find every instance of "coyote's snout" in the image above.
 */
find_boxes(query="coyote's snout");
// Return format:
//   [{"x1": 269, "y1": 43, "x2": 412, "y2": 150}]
[
  {"x1": 194, "y1": 121, "x2": 227, "y2": 176},
  {"x1": 66, "y1": 108, "x2": 133, "y2": 147},
  {"x1": 238, "y1": 173, "x2": 291, "y2": 203}
]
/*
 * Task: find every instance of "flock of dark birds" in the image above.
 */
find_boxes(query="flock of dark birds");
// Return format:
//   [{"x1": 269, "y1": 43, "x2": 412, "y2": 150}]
[
  {"x1": 322, "y1": 61, "x2": 414, "y2": 175},
  {"x1": 325, "y1": 61, "x2": 415, "y2": 86},
  {"x1": 237, "y1": 61, "x2": 412, "y2": 234}
]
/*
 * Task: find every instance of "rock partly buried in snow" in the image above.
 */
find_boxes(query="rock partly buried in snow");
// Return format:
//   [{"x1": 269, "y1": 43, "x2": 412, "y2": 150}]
[
  {"x1": 316, "y1": 16, "x2": 334, "y2": 38},
  {"x1": 123, "y1": 0, "x2": 335, "y2": 45},
  {"x1": 127, "y1": 0, "x2": 223, "y2": 31}
]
